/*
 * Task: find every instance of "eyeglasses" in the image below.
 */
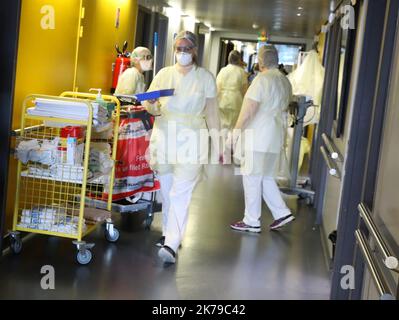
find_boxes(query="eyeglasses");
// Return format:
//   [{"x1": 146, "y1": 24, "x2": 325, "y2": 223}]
[
  {"x1": 175, "y1": 46, "x2": 194, "y2": 53},
  {"x1": 140, "y1": 55, "x2": 153, "y2": 61}
]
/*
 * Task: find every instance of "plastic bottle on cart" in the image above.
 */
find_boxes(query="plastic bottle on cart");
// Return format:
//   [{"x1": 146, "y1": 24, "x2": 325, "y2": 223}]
[
  {"x1": 89, "y1": 88, "x2": 107, "y2": 109},
  {"x1": 89, "y1": 87, "x2": 113, "y2": 121},
  {"x1": 58, "y1": 126, "x2": 85, "y2": 165}
]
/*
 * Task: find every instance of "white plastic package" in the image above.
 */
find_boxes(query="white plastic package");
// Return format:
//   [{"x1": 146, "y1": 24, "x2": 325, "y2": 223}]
[
  {"x1": 89, "y1": 143, "x2": 113, "y2": 175},
  {"x1": 16, "y1": 138, "x2": 60, "y2": 165},
  {"x1": 288, "y1": 50, "x2": 325, "y2": 125},
  {"x1": 16, "y1": 140, "x2": 40, "y2": 164},
  {"x1": 17, "y1": 206, "x2": 86, "y2": 235}
]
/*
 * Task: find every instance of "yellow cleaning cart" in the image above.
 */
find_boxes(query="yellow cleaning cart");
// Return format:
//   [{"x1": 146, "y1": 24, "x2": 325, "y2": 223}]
[{"x1": 10, "y1": 92, "x2": 121, "y2": 265}]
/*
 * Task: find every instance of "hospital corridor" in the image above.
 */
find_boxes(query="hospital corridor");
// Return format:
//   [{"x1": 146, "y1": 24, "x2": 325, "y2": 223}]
[
  {"x1": 0, "y1": 165, "x2": 330, "y2": 299},
  {"x1": 1, "y1": 0, "x2": 399, "y2": 303}
]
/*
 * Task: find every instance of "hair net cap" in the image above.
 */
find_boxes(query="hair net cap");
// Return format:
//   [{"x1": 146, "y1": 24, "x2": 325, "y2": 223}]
[
  {"x1": 258, "y1": 45, "x2": 279, "y2": 69},
  {"x1": 174, "y1": 31, "x2": 198, "y2": 48},
  {"x1": 131, "y1": 47, "x2": 151, "y2": 61},
  {"x1": 228, "y1": 50, "x2": 242, "y2": 65}
]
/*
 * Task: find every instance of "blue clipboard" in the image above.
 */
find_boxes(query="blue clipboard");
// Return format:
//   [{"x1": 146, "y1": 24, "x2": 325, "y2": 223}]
[{"x1": 134, "y1": 89, "x2": 175, "y2": 102}]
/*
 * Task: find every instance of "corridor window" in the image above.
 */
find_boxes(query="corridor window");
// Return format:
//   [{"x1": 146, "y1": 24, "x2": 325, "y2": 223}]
[{"x1": 274, "y1": 44, "x2": 302, "y2": 66}]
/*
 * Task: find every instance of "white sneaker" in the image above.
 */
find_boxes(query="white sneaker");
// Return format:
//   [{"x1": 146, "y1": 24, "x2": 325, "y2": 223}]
[{"x1": 158, "y1": 246, "x2": 176, "y2": 264}]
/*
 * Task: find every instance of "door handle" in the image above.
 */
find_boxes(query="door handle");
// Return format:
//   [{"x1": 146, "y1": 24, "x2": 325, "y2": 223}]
[
  {"x1": 358, "y1": 203, "x2": 399, "y2": 272},
  {"x1": 320, "y1": 146, "x2": 340, "y2": 178},
  {"x1": 322, "y1": 133, "x2": 341, "y2": 161},
  {"x1": 355, "y1": 230, "x2": 396, "y2": 300}
]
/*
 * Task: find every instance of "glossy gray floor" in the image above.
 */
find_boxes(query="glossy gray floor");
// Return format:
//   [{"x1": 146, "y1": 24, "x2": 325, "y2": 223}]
[{"x1": 0, "y1": 165, "x2": 331, "y2": 299}]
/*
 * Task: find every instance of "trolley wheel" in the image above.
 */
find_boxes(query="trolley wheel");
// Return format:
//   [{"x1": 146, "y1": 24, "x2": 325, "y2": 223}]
[
  {"x1": 76, "y1": 250, "x2": 92, "y2": 265},
  {"x1": 105, "y1": 228, "x2": 120, "y2": 243},
  {"x1": 10, "y1": 237, "x2": 22, "y2": 254}
]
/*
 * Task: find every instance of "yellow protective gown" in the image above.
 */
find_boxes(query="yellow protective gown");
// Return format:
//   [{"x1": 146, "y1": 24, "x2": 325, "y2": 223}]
[
  {"x1": 286, "y1": 50, "x2": 324, "y2": 172},
  {"x1": 239, "y1": 68, "x2": 292, "y2": 176},
  {"x1": 288, "y1": 50, "x2": 325, "y2": 124},
  {"x1": 146, "y1": 65, "x2": 217, "y2": 180},
  {"x1": 216, "y1": 64, "x2": 248, "y2": 129},
  {"x1": 115, "y1": 67, "x2": 146, "y2": 95}
]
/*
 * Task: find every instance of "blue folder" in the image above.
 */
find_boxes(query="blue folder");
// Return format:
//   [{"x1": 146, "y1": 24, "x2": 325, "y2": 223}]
[{"x1": 134, "y1": 89, "x2": 175, "y2": 102}]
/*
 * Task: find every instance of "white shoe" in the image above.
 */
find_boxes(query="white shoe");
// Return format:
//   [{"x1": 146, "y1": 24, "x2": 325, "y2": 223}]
[{"x1": 158, "y1": 246, "x2": 176, "y2": 264}]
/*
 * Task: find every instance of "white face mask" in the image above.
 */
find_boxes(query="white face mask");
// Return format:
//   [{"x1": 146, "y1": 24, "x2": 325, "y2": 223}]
[
  {"x1": 176, "y1": 52, "x2": 193, "y2": 66},
  {"x1": 140, "y1": 60, "x2": 153, "y2": 72}
]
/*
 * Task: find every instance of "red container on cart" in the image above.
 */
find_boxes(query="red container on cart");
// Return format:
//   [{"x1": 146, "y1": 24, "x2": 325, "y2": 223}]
[
  {"x1": 60, "y1": 126, "x2": 85, "y2": 139},
  {"x1": 59, "y1": 126, "x2": 84, "y2": 148},
  {"x1": 58, "y1": 126, "x2": 85, "y2": 164}
]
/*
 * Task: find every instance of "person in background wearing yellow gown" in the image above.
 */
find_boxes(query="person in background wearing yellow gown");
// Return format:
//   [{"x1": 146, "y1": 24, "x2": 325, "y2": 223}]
[{"x1": 216, "y1": 50, "x2": 248, "y2": 130}]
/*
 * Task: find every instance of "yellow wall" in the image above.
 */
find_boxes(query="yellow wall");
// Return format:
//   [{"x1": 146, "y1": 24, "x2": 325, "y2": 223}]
[
  {"x1": 76, "y1": 0, "x2": 138, "y2": 93},
  {"x1": 12, "y1": 0, "x2": 82, "y2": 130},
  {"x1": 5, "y1": 0, "x2": 138, "y2": 231},
  {"x1": 6, "y1": 0, "x2": 82, "y2": 231}
]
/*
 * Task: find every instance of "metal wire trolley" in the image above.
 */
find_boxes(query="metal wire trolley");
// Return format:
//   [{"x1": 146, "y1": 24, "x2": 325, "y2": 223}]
[{"x1": 10, "y1": 92, "x2": 121, "y2": 265}]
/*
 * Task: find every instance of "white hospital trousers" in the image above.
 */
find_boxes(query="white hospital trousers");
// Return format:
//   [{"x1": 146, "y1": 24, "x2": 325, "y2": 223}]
[
  {"x1": 161, "y1": 174, "x2": 198, "y2": 252},
  {"x1": 243, "y1": 175, "x2": 291, "y2": 227},
  {"x1": 159, "y1": 174, "x2": 173, "y2": 236}
]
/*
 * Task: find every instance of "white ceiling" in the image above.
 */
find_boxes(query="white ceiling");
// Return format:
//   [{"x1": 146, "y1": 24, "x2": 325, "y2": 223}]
[{"x1": 139, "y1": 0, "x2": 335, "y2": 38}]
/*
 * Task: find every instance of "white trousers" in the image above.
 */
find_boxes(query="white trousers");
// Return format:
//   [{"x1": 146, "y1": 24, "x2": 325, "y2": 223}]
[
  {"x1": 159, "y1": 174, "x2": 173, "y2": 235},
  {"x1": 159, "y1": 174, "x2": 198, "y2": 252},
  {"x1": 242, "y1": 175, "x2": 291, "y2": 227}
]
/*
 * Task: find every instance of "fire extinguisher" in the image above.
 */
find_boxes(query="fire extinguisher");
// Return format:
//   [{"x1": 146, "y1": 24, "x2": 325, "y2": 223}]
[{"x1": 111, "y1": 41, "x2": 130, "y2": 93}]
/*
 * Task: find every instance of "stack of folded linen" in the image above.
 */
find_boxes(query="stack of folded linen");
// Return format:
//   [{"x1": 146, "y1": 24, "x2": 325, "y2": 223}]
[
  {"x1": 91, "y1": 102, "x2": 112, "y2": 132},
  {"x1": 24, "y1": 164, "x2": 93, "y2": 182},
  {"x1": 28, "y1": 99, "x2": 111, "y2": 127},
  {"x1": 50, "y1": 164, "x2": 94, "y2": 182},
  {"x1": 92, "y1": 102, "x2": 108, "y2": 123},
  {"x1": 28, "y1": 98, "x2": 91, "y2": 120},
  {"x1": 89, "y1": 143, "x2": 113, "y2": 175}
]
